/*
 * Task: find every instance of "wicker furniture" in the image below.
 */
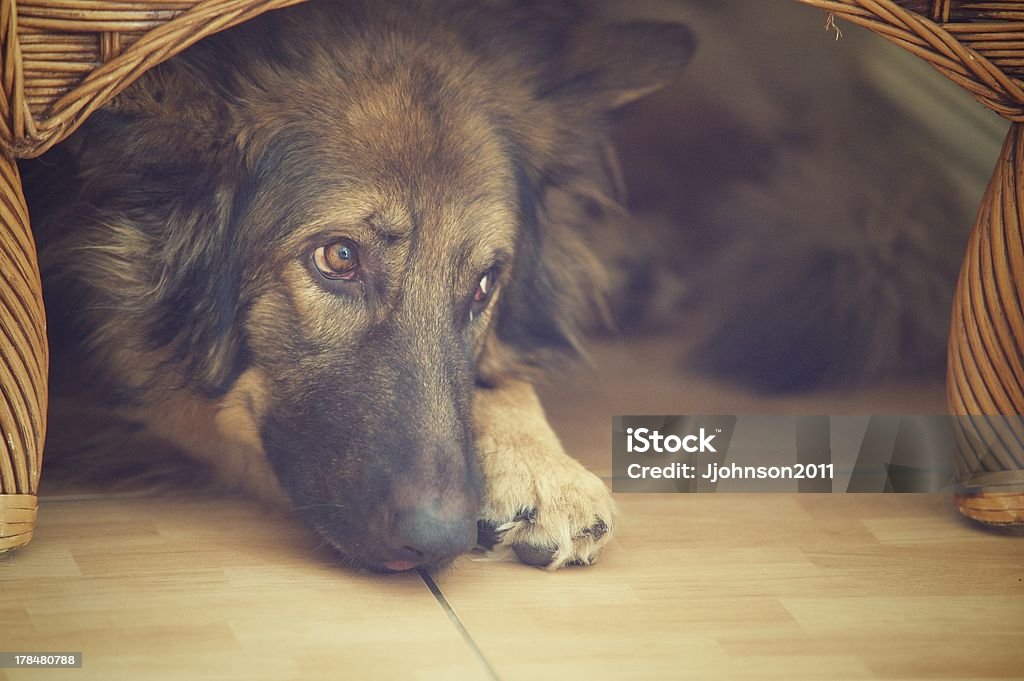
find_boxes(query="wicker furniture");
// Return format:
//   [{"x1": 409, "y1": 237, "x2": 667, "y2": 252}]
[
  {"x1": 1, "y1": 0, "x2": 1022, "y2": 552},
  {"x1": 0, "y1": 0, "x2": 305, "y2": 552},
  {"x1": 795, "y1": 0, "x2": 1024, "y2": 524}
]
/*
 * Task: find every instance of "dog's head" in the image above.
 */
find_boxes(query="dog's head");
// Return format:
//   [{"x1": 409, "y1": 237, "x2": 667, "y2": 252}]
[{"x1": 50, "y1": 0, "x2": 692, "y2": 571}]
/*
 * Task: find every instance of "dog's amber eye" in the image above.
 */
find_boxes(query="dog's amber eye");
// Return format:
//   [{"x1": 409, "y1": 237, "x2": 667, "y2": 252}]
[{"x1": 313, "y1": 240, "x2": 360, "y2": 280}]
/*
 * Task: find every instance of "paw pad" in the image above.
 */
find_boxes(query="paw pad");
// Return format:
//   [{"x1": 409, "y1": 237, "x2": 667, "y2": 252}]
[{"x1": 511, "y1": 542, "x2": 555, "y2": 567}]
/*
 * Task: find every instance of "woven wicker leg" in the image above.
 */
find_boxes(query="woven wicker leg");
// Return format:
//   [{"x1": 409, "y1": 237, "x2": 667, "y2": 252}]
[
  {"x1": 949, "y1": 123, "x2": 1024, "y2": 528},
  {"x1": 0, "y1": 153, "x2": 46, "y2": 552}
]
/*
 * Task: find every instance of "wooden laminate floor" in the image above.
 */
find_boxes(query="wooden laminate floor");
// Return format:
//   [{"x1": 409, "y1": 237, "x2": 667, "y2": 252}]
[{"x1": 2, "y1": 337, "x2": 1022, "y2": 681}]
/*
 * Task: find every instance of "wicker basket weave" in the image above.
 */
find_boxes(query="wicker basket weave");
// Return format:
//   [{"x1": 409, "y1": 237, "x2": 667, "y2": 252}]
[
  {"x1": 2, "y1": 0, "x2": 1024, "y2": 553},
  {"x1": 798, "y1": 0, "x2": 1024, "y2": 525},
  {"x1": 0, "y1": 0, "x2": 306, "y2": 553},
  {"x1": 0, "y1": 151, "x2": 41, "y2": 551}
]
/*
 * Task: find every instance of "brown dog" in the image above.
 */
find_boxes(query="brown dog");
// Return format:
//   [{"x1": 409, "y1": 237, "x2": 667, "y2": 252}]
[{"x1": 24, "y1": 0, "x2": 692, "y2": 572}]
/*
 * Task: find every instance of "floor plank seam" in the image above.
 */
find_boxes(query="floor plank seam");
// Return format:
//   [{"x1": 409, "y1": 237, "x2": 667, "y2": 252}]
[{"x1": 417, "y1": 567, "x2": 501, "y2": 681}]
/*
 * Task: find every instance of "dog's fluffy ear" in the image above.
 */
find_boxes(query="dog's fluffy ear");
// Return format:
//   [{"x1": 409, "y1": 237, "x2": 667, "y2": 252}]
[
  {"x1": 490, "y1": 19, "x2": 693, "y2": 373},
  {"x1": 493, "y1": 177, "x2": 611, "y2": 371},
  {"x1": 106, "y1": 61, "x2": 229, "y2": 127},
  {"x1": 559, "y1": 20, "x2": 695, "y2": 110},
  {"x1": 44, "y1": 67, "x2": 250, "y2": 400}
]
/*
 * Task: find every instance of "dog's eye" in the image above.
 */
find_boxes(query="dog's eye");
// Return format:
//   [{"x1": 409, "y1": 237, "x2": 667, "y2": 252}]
[
  {"x1": 313, "y1": 240, "x2": 360, "y2": 280},
  {"x1": 474, "y1": 271, "x2": 493, "y2": 303},
  {"x1": 469, "y1": 269, "x2": 497, "y2": 321}
]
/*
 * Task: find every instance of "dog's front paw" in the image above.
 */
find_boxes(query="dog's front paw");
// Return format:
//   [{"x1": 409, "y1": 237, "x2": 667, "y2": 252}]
[
  {"x1": 477, "y1": 456, "x2": 615, "y2": 569},
  {"x1": 473, "y1": 379, "x2": 615, "y2": 569}
]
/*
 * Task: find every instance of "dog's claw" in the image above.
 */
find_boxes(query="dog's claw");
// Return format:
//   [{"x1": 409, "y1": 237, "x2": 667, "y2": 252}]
[
  {"x1": 582, "y1": 518, "x2": 608, "y2": 540},
  {"x1": 513, "y1": 507, "x2": 538, "y2": 524},
  {"x1": 476, "y1": 519, "x2": 505, "y2": 550}
]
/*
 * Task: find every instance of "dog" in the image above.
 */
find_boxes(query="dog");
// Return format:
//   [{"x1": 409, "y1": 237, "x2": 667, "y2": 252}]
[{"x1": 23, "y1": 0, "x2": 693, "y2": 572}]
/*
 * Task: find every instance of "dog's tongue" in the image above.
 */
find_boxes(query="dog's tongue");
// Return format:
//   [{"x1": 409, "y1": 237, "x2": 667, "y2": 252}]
[{"x1": 383, "y1": 560, "x2": 419, "y2": 572}]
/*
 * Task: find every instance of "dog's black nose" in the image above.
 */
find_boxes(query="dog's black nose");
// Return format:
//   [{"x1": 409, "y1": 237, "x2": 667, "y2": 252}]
[{"x1": 388, "y1": 507, "x2": 476, "y2": 567}]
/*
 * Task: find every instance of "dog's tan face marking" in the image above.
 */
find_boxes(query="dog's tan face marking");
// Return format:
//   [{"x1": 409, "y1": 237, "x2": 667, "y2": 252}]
[{"x1": 122, "y1": 366, "x2": 289, "y2": 505}]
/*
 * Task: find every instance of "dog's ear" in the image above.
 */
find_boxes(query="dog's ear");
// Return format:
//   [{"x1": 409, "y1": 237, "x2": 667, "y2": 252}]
[
  {"x1": 106, "y1": 61, "x2": 230, "y2": 128},
  {"x1": 557, "y1": 20, "x2": 695, "y2": 110},
  {"x1": 57, "y1": 68, "x2": 250, "y2": 400},
  {"x1": 488, "y1": 20, "x2": 693, "y2": 373},
  {"x1": 492, "y1": 167, "x2": 614, "y2": 372}
]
